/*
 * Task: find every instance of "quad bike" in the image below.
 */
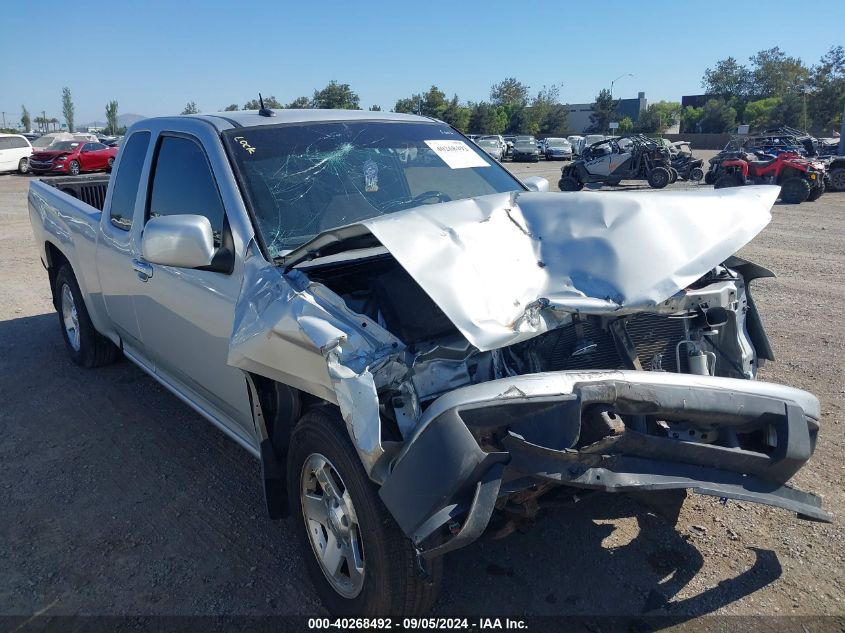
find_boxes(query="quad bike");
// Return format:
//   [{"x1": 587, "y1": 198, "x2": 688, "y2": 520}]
[
  {"x1": 822, "y1": 155, "x2": 845, "y2": 192},
  {"x1": 670, "y1": 141, "x2": 705, "y2": 181},
  {"x1": 714, "y1": 151, "x2": 826, "y2": 204},
  {"x1": 559, "y1": 135, "x2": 673, "y2": 191}
]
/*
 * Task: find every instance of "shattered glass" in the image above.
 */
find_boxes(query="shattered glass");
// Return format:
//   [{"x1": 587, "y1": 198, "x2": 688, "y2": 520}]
[{"x1": 222, "y1": 122, "x2": 523, "y2": 258}]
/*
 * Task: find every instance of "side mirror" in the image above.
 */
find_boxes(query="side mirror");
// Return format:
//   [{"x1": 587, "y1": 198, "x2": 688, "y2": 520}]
[
  {"x1": 523, "y1": 176, "x2": 549, "y2": 192},
  {"x1": 142, "y1": 214, "x2": 215, "y2": 269}
]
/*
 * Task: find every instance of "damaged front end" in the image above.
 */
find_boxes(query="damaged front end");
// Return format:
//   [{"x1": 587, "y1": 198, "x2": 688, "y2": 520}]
[{"x1": 229, "y1": 185, "x2": 830, "y2": 559}]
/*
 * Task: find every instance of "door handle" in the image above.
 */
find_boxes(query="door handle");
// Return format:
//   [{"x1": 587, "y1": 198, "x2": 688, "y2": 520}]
[{"x1": 132, "y1": 258, "x2": 154, "y2": 281}]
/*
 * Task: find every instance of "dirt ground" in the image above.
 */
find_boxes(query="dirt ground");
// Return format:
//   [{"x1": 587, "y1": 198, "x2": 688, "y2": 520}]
[{"x1": 1, "y1": 162, "x2": 843, "y2": 622}]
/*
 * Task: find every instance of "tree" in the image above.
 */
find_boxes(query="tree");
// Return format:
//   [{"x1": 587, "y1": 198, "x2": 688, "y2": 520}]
[
  {"x1": 743, "y1": 96, "x2": 781, "y2": 130},
  {"x1": 468, "y1": 102, "x2": 508, "y2": 135},
  {"x1": 490, "y1": 77, "x2": 530, "y2": 108},
  {"x1": 49, "y1": 117, "x2": 60, "y2": 131},
  {"x1": 636, "y1": 101, "x2": 682, "y2": 133},
  {"x1": 441, "y1": 95, "x2": 470, "y2": 133},
  {"x1": 369, "y1": 105, "x2": 382, "y2": 111},
  {"x1": 698, "y1": 99, "x2": 736, "y2": 133},
  {"x1": 749, "y1": 47, "x2": 809, "y2": 99},
  {"x1": 809, "y1": 45, "x2": 845, "y2": 133},
  {"x1": 243, "y1": 95, "x2": 283, "y2": 109},
  {"x1": 618, "y1": 116, "x2": 634, "y2": 133},
  {"x1": 524, "y1": 84, "x2": 568, "y2": 136},
  {"x1": 681, "y1": 106, "x2": 703, "y2": 133},
  {"x1": 312, "y1": 81, "x2": 360, "y2": 109},
  {"x1": 287, "y1": 96, "x2": 312, "y2": 109},
  {"x1": 21, "y1": 105, "x2": 31, "y2": 132},
  {"x1": 181, "y1": 101, "x2": 200, "y2": 114},
  {"x1": 223, "y1": 104, "x2": 239, "y2": 111},
  {"x1": 393, "y1": 96, "x2": 419, "y2": 114},
  {"x1": 770, "y1": 92, "x2": 804, "y2": 128},
  {"x1": 62, "y1": 87, "x2": 75, "y2": 132},
  {"x1": 587, "y1": 89, "x2": 617, "y2": 133},
  {"x1": 105, "y1": 100, "x2": 119, "y2": 135},
  {"x1": 701, "y1": 57, "x2": 752, "y2": 99}
]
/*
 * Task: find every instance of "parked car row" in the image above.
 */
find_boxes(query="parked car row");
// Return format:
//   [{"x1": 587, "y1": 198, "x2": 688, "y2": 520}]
[
  {"x1": 468, "y1": 134, "x2": 575, "y2": 161},
  {"x1": 0, "y1": 132, "x2": 120, "y2": 176}
]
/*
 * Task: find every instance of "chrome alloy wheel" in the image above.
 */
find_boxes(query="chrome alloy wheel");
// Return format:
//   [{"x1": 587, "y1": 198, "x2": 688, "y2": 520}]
[
  {"x1": 61, "y1": 283, "x2": 81, "y2": 352},
  {"x1": 300, "y1": 453, "x2": 365, "y2": 598}
]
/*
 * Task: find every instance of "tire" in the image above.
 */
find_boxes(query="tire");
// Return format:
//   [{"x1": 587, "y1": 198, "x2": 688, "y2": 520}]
[
  {"x1": 54, "y1": 264, "x2": 120, "y2": 368},
  {"x1": 106, "y1": 157, "x2": 115, "y2": 172},
  {"x1": 668, "y1": 167, "x2": 678, "y2": 184},
  {"x1": 607, "y1": 178, "x2": 622, "y2": 187},
  {"x1": 690, "y1": 167, "x2": 704, "y2": 182},
  {"x1": 807, "y1": 180, "x2": 825, "y2": 202},
  {"x1": 287, "y1": 407, "x2": 442, "y2": 616},
  {"x1": 704, "y1": 170, "x2": 716, "y2": 185},
  {"x1": 18, "y1": 157, "x2": 29, "y2": 175},
  {"x1": 714, "y1": 173, "x2": 743, "y2": 189},
  {"x1": 828, "y1": 168, "x2": 845, "y2": 192},
  {"x1": 647, "y1": 167, "x2": 671, "y2": 189},
  {"x1": 68, "y1": 160, "x2": 80, "y2": 176},
  {"x1": 779, "y1": 177, "x2": 811, "y2": 204},
  {"x1": 558, "y1": 176, "x2": 583, "y2": 192}
]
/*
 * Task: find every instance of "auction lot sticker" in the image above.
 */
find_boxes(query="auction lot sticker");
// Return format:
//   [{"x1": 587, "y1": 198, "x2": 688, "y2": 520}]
[{"x1": 424, "y1": 140, "x2": 489, "y2": 168}]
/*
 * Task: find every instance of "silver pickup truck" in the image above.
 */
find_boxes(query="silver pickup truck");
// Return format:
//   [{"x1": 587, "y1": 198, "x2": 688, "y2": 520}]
[{"x1": 28, "y1": 109, "x2": 830, "y2": 616}]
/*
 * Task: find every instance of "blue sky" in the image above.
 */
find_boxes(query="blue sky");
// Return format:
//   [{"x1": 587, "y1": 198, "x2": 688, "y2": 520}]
[{"x1": 1, "y1": 0, "x2": 843, "y2": 126}]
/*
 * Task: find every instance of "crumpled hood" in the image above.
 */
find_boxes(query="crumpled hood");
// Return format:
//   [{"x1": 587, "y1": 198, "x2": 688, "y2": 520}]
[{"x1": 291, "y1": 186, "x2": 778, "y2": 352}]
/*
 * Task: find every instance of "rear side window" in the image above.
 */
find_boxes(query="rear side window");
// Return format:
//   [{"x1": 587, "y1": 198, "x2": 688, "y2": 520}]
[
  {"x1": 1, "y1": 136, "x2": 29, "y2": 149},
  {"x1": 0, "y1": 138, "x2": 11, "y2": 150},
  {"x1": 109, "y1": 131, "x2": 151, "y2": 231},
  {"x1": 147, "y1": 136, "x2": 225, "y2": 247}
]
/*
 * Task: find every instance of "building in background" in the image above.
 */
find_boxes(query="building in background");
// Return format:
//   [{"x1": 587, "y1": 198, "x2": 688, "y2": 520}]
[{"x1": 565, "y1": 92, "x2": 648, "y2": 133}]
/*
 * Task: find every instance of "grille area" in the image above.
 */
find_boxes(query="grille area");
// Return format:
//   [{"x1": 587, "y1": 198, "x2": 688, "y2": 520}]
[{"x1": 518, "y1": 314, "x2": 688, "y2": 374}]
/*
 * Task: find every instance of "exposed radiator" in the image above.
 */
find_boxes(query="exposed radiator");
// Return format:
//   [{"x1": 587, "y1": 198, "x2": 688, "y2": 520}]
[{"x1": 519, "y1": 314, "x2": 689, "y2": 374}]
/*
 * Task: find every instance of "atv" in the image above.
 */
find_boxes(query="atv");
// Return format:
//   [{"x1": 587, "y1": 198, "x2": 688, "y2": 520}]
[
  {"x1": 559, "y1": 135, "x2": 673, "y2": 191},
  {"x1": 714, "y1": 151, "x2": 826, "y2": 204},
  {"x1": 669, "y1": 141, "x2": 705, "y2": 182}
]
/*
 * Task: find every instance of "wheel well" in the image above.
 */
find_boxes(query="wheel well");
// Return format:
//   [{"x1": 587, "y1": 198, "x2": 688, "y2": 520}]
[{"x1": 44, "y1": 242, "x2": 70, "y2": 310}]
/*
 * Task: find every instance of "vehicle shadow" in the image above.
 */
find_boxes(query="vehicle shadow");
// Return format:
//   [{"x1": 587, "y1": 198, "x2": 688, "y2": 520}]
[{"x1": 0, "y1": 312, "x2": 782, "y2": 619}]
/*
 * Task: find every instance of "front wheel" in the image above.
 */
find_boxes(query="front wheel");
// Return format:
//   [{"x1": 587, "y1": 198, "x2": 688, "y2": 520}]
[
  {"x1": 288, "y1": 407, "x2": 441, "y2": 616},
  {"x1": 18, "y1": 157, "x2": 29, "y2": 174},
  {"x1": 779, "y1": 177, "x2": 811, "y2": 204},
  {"x1": 828, "y1": 168, "x2": 845, "y2": 192},
  {"x1": 647, "y1": 167, "x2": 671, "y2": 189},
  {"x1": 714, "y1": 173, "x2": 743, "y2": 189},
  {"x1": 704, "y1": 170, "x2": 716, "y2": 185},
  {"x1": 68, "y1": 160, "x2": 80, "y2": 176},
  {"x1": 106, "y1": 157, "x2": 115, "y2": 172},
  {"x1": 558, "y1": 176, "x2": 584, "y2": 191},
  {"x1": 807, "y1": 181, "x2": 824, "y2": 202},
  {"x1": 668, "y1": 167, "x2": 678, "y2": 184},
  {"x1": 690, "y1": 167, "x2": 704, "y2": 182}
]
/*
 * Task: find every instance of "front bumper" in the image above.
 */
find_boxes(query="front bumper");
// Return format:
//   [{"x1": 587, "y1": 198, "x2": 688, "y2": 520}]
[
  {"x1": 28, "y1": 160, "x2": 66, "y2": 173},
  {"x1": 379, "y1": 370, "x2": 829, "y2": 558}
]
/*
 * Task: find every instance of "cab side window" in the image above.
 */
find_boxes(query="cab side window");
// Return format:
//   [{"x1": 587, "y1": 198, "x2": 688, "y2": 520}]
[
  {"x1": 109, "y1": 131, "x2": 151, "y2": 231},
  {"x1": 147, "y1": 136, "x2": 225, "y2": 247}
]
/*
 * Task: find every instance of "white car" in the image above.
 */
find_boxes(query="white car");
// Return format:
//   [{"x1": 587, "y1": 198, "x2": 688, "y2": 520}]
[
  {"x1": 567, "y1": 135, "x2": 584, "y2": 155},
  {"x1": 0, "y1": 133, "x2": 33, "y2": 174}
]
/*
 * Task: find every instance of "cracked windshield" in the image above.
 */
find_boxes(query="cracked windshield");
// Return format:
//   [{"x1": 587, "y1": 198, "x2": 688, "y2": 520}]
[{"x1": 223, "y1": 121, "x2": 522, "y2": 257}]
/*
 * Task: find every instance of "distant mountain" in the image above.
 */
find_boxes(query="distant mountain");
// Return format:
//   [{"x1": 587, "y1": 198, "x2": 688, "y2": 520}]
[{"x1": 77, "y1": 113, "x2": 146, "y2": 131}]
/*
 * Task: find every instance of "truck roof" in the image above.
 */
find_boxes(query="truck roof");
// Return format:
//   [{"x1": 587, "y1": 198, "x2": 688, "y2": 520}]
[{"x1": 183, "y1": 109, "x2": 435, "y2": 131}]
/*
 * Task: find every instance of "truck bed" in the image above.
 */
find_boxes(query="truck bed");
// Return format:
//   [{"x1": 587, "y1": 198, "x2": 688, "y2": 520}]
[{"x1": 39, "y1": 174, "x2": 111, "y2": 211}]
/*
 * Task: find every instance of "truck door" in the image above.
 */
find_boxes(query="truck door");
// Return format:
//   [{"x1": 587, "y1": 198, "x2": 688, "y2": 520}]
[
  {"x1": 129, "y1": 133, "x2": 254, "y2": 440},
  {"x1": 97, "y1": 130, "x2": 152, "y2": 358}
]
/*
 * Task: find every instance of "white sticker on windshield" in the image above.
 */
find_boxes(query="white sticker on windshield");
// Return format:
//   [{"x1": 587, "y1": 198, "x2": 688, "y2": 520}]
[{"x1": 424, "y1": 140, "x2": 490, "y2": 169}]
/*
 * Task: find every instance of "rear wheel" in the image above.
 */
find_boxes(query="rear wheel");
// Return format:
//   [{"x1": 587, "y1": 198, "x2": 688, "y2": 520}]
[
  {"x1": 704, "y1": 170, "x2": 716, "y2": 185},
  {"x1": 779, "y1": 177, "x2": 811, "y2": 204},
  {"x1": 558, "y1": 176, "x2": 584, "y2": 191},
  {"x1": 647, "y1": 167, "x2": 671, "y2": 189},
  {"x1": 54, "y1": 264, "x2": 120, "y2": 367},
  {"x1": 714, "y1": 173, "x2": 743, "y2": 189},
  {"x1": 828, "y1": 168, "x2": 845, "y2": 192},
  {"x1": 288, "y1": 407, "x2": 441, "y2": 616},
  {"x1": 68, "y1": 160, "x2": 80, "y2": 176},
  {"x1": 668, "y1": 167, "x2": 678, "y2": 184},
  {"x1": 18, "y1": 157, "x2": 29, "y2": 174},
  {"x1": 690, "y1": 167, "x2": 704, "y2": 182}
]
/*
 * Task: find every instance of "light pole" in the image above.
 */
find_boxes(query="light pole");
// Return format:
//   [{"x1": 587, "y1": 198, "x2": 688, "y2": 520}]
[{"x1": 610, "y1": 73, "x2": 633, "y2": 100}]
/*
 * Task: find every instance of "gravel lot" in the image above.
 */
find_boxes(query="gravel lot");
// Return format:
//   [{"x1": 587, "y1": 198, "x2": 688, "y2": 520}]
[{"x1": 1, "y1": 161, "x2": 843, "y2": 621}]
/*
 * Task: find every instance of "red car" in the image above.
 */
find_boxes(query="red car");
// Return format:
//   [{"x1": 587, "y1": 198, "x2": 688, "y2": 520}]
[{"x1": 28, "y1": 140, "x2": 118, "y2": 176}]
